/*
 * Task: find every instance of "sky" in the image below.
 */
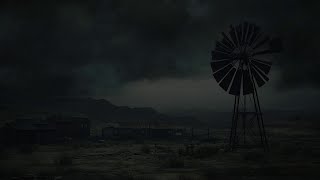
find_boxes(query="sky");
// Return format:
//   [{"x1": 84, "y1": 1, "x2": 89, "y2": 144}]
[{"x1": 0, "y1": 0, "x2": 319, "y2": 112}]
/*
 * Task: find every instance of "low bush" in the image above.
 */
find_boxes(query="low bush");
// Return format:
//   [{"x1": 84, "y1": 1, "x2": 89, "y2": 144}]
[
  {"x1": 242, "y1": 151, "x2": 266, "y2": 162},
  {"x1": 163, "y1": 156, "x2": 185, "y2": 168},
  {"x1": 177, "y1": 174, "x2": 197, "y2": 180},
  {"x1": 19, "y1": 144, "x2": 36, "y2": 154},
  {"x1": 140, "y1": 145, "x2": 151, "y2": 154},
  {"x1": 202, "y1": 167, "x2": 220, "y2": 179},
  {"x1": 193, "y1": 145, "x2": 219, "y2": 158},
  {"x1": 55, "y1": 153, "x2": 74, "y2": 166}
]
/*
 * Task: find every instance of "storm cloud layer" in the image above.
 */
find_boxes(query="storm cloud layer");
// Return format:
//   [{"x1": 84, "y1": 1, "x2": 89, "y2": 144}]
[{"x1": 0, "y1": 0, "x2": 319, "y2": 100}]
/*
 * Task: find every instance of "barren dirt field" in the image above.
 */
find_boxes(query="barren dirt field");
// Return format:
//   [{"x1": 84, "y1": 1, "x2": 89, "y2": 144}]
[{"x1": 1, "y1": 128, "x2": 320, "y2": 180}]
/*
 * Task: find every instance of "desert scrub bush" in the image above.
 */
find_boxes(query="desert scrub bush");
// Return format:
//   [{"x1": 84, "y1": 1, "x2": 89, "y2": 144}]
[
  {"x1": 176, "y1": 174, "x2": 197, "y2": 180},
  {"x1": 0, "y1": 145, "x2": 8, "y2": 160},
  {"x1": 116, "y1": 170, "x2": 156, "y2": 180},
  {"x1": 277, "y1": 143, "x2": 301, "y2": 156},
  {"x1": 115, "y1": 174, "x2": 156, "y2": 180},
  {"x1": 133, "y1": 176, "x2": 156, "y2": 180},
  {"x1": 162, "y1": 155, "x2": 185, "y2": 168},
  {"x1": 177, "y1": 147, "x2": 186, "y2": 156},
  {"x1": 300, "y1": 146, "x2": 320, "y2": 158},
  {"x1": 140, "y1": 144, "x2": 151, "y2": 154},
  {"x1": 55, "y1": 153, "x2": 74, "y2": 166},
  {"x1": 242, "y1": 151, "x2": 267, "y2": 162},
  {"x1": 255, "y1": 165, "x2": 283, "y2": 176},
  {"x1": 72, "y1": 143, "x2": 81, "y2": 150},
  {"x1": 19, "y1": 144, "x2": 37, "y2": 154},
  {"x1": 202, "y1": 167, "x2": 220, "y2": 180},
  {"x1": 134, "y1": 139, "x2": 145, "y2": 144},
  {"x1": 193, "y1": 145, "x2": 219, "y2": 158},
  {"x1": 155, "y1": 144, "x2": 174, "y2": 153}
]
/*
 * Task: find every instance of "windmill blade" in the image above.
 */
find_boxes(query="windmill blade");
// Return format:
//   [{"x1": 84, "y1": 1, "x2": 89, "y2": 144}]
[
  {"x1": 219, "y1": 68, "x2": 237, "y2": 91},
  {"x1": 251, "y1": 59, "x2": 271, "y2": 74},
  {"x1": 211, "y1": 50, "x2": 230, "y2": 60},
  {"x1": 229, "y1": 68, "x2": 243, "y2": 95},
  {"x1": 252, "y1": 49, "x2": 279, "y2": 56},
  {"x1": 216, "y1": 41, "x2": 232, "y2": 53},
  {"x1": 213, "y1": 64, "x2": 233, "y2": 83},
  {"x1": 251, "y1": 33, "x2": 262, "y2": 47},
  {"x1": 242, "y1": 69, "x2": 254, "y2": 95},
  {"x1": 221, "y1": 38, "x2": 234, "y2": 50},
  {"x1": 253, "y1": 36, "x2": 270, "y2": 50},
  {"x1": 252, "y1": 58, "x2": 272, "y2": 66},
  {"x1": 221, "y1": 38, "x2": 234, "y2": 49},
  {"x1": 245, "y1": 23, "x2": 254, "y2": 45},
  {"x1": 243, "y1": 22, "x2": 249, "y2": 45},
  {"x1": 250, "y1": 66, "x2": 267, "y2": 87},
  {"x1": 210, "y1": 60, "x2": 232, "y2": 73},
  {"x1": 229, "y1": 26, "x2": 239, "y2": 46},
  {"x1": 251, "y1": 63, "x2": 270, "y2": 81},
  {"x1": 236, "y1": 24, "x2": 243, "y2": 45},
  {"x1": 222, "y1": 32, "x2": 235, "y2": 49},
  {"x1": 248, "y1": 25, "x2": 261, "y2": 46}
]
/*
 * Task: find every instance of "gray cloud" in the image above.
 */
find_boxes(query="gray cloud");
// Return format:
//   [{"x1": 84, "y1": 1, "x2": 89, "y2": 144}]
[{"x1": 0, "y1": 0, "x2": 318, "y2": 101}]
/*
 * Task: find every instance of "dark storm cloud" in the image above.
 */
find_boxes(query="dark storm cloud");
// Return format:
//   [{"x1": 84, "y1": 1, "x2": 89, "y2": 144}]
[
  {"x1": 0, "y1": 0, "x2": 95, "y2": 98},
  {"x1": 0, "y1": 0, "x2": 319, "y2": 99}
]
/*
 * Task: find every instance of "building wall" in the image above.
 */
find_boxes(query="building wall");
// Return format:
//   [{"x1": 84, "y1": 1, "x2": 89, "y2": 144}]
[
  {"x1": 55, "y1": 117, "x2": 90, "y2": 139},
  {"x1": 101, "y1": 127, "x2": 186, "y2": 140}
]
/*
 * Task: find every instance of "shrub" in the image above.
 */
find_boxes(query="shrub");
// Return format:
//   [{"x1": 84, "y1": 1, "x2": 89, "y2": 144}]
[
  {"x1": 177, "y1": 147, "x2": 186, "y2": 156},
  {"x1": 19, "y1": 144, "x2": 36, "y2": 154},
  {"x1": 177, "y1": 174, "x2": 196, "y2": 180},
  {"x1": 55, "y1": 153, "x2": 74, "y2": 166},
  {"x1": 0, "y1": 145, "x2": 7, "y2": 160},
  {"x1": 193, "y1": 145, "x2": 219, "y2": 158},
  {"x1": 115, "y1": 174, "x2": 156, "y2": 180},
  {"x1": 202, "y1": 167, "x2": 220, "y2": 179},
  {"x1": 278, "y1": 143, "x2": 301, "y2": 156},
  {"x1": 72, "y1": 143, "x2": 81, "y2": 150},
  {"x1": 140, "y1": 145, "x2": 151, "y2": 154},
  {"x1": 163, "y1": 156, "x2": 185, "y2": 168},
  {"x1": 242, "y1": 151, "x2": 266, "y2": 162}
]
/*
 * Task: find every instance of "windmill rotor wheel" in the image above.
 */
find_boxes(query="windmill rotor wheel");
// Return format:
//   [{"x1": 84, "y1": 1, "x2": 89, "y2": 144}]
[{"x1": 211, "y1": 22, "x2": 282, "y2": 95}]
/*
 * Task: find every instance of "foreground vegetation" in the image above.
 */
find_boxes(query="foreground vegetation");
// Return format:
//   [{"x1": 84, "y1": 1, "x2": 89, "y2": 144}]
[{"x1": 1, "y1": 129, "x2": 319, "y2": 180}]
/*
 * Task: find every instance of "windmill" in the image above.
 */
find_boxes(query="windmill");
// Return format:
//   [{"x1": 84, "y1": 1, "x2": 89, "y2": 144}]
[{"x1": 210, "y1": 22, "x2": 282, "y2": 151}]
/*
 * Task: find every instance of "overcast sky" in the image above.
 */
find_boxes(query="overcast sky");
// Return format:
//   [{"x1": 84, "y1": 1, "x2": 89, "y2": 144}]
[{"x1": 0, "y1": 0, "x2": 319, "y2": 112}]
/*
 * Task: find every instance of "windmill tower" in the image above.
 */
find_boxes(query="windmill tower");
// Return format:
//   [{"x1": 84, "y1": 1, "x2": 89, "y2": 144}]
[{"x1": 210, "y1": 22, "x2": 282, "y2": 151}]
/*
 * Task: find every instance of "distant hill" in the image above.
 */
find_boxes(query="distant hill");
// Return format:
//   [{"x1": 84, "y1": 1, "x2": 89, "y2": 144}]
[
  {"x1": 168, "y1": 108, "x2": 318, "y2": 129},
  {"x1": 0, "y1": 97, "x2": 197, "y2": 128},
  {"x1": 1, "y1": 97, "x2": 318, "y2": 131}
]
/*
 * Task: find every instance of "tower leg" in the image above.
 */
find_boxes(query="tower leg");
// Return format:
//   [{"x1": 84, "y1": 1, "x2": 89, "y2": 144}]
[
  {"x1": 228, "y1": 92, "x2": 269, "y2": 151},
  {"x1": 229, "y1": 95, "x2": 240, "y2": 151},
  {"x1": 252, "y1": 85, "x2": 269, "y2": 151}
]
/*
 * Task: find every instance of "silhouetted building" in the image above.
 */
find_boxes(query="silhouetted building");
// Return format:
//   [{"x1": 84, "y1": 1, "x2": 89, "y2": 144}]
[
  {"x1": 1, "y1": 117, "x2": 57, "y2": 145},
  {"x1": 101, "y1": 126, "x2": 186, "y2": 140},
  {"x1": 53, "y1": 116, "x2": 90, "y2": 140},
  {"x1": 1, "y1": 115, "x2": 90, "y2": 145}
]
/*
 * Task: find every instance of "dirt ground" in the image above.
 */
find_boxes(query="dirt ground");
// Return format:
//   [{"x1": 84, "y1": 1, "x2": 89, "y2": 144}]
[{"x1": 1, "y1": 128, "x2": 320, "y2": 180}]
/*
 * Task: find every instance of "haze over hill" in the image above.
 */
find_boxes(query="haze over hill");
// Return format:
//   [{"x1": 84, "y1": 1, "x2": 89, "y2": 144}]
[
  {"x1": 0, "y1": 97, "x2": 317, "y2": 130},
  {"x1": 0, "y1": 97, "x2": 199, "y2": 128}
]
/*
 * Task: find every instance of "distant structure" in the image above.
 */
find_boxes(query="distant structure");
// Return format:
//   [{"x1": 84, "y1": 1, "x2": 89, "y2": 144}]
[
  {"x1": 210, "y1": 22, "x2": 282, "y2": 150},
  {"x1": 1, "y1": 115, "x2": 90, "y2": 145},
  {"x1": 101, "y1": 124, "x2": 187, "y2": 140},
  {"x1": 14, "y1": 117, "x2": 56, "y2": 144},
  {"x1": 51, "y1": 115, "x2": 90, "y2": 140}
]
